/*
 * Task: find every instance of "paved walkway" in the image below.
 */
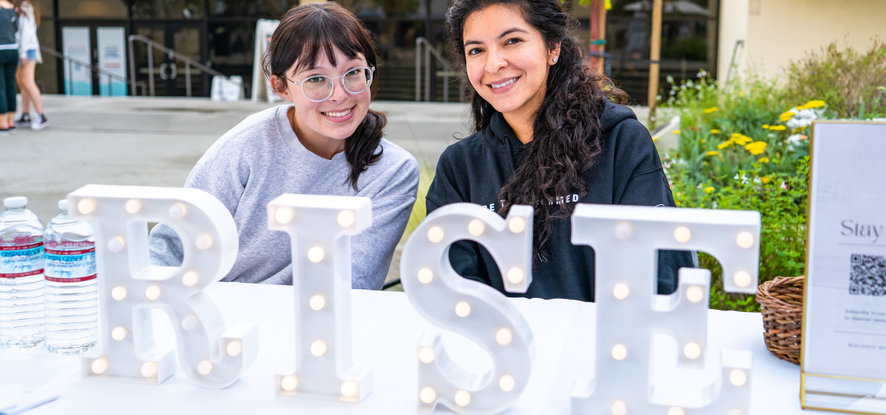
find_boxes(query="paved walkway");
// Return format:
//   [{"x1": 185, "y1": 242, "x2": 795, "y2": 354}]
[
  {"x1": 0, "y1": 95, "x2": 470, "y2": 223},
  {"x1": 0, "y1": 95, "x2": 674, "y2": 284},
  {"x1": 2, "y1": 95, "x2": 670, "y2": 224}
]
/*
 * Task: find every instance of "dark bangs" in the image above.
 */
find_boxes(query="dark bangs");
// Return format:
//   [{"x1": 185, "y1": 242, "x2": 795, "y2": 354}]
[{"x1": 265, "y1": 3, "x2": 378, "y2": 95}]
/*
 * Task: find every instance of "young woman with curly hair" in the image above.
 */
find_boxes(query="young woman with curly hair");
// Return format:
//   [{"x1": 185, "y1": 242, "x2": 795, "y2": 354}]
[
  {"x1": 426, "y1": 0, "x2": 695, "y2": 301},
  {"x1": 151, "y1": 3, "x2": 419, "y2": 289}
]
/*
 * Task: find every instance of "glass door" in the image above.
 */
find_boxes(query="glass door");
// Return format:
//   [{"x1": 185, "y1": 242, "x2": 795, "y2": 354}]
[
  {"x1": 58, "y1": 22, "x2": 128, "y2": 96},
  {"x1": 132, "y1": 22, "x2": 205, "y2": 97}
]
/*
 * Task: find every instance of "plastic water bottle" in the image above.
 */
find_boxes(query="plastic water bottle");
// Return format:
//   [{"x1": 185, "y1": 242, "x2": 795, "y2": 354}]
[
  {"x1": 0, "y1": 196, "x2": 45, "y2": 350},
  {"x1": 43, "y1": 200, "x2": 98, "y2": 354}
]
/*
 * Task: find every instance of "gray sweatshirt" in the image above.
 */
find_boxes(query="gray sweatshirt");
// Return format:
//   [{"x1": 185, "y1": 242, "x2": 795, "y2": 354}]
[{"x1": 149, "y1": 105, "x2": 419, "y2": 289}]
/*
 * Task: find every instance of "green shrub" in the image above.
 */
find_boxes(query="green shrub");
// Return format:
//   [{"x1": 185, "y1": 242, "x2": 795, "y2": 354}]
[
  {"x1": 660, "y1": 41, "x2": 885, "y2": 310},
  {"x1": 693, "y1": 160, "x2": 809, "y2": 311},
  {"x1": 662, "y1": 71, "x2": 813, "y2": 311},
  {"x1": 384, "y1": 161, "x2": 435, "y2": 291},
  {"x1": 782, "y1": 40, "x2": 886, "y2": 119},
  {"x1": 403, "y1": 161, "x2": 435, "y2": 239},
  {"x1": 665, "y1": 42, "x2": 886, "y2": 310}
]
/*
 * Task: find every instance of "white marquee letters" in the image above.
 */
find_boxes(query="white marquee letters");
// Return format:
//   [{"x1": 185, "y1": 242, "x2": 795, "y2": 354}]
[
  {"x1": 401, "y1": 203, "x2": 535, "y2": 413},
  {"x1": 570, "y1": 204, "x2": 759, "y2": 414},
  {"x1": 67, "y1": 185, "x2": 256, "y2": 388},
  {"x1": 63, "y1": 185, "x2": 769, "y2": 410},
  {"x1": 267, "y1": 194, "x2": 373, "y2": 402}
]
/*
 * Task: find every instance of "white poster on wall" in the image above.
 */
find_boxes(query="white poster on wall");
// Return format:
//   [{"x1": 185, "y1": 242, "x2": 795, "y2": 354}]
[
  {"x1": 251, "y1": 19, "x2": 280, "y2": 103},
  {"x1": 97, "y1": 27, "x2": 127, "y2": 96},
  {"x1": 61, "y1": 27, "x2": 92, "y2": 95}
]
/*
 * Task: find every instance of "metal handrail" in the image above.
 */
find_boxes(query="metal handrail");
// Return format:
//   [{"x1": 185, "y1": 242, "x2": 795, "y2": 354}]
[
  {"x1": 725, "y1": 39, "x2": 745, "y2": 84},
  {"x1": 415, "y1": 37, "x2": 467, "y2": 102},
  {"x1": 127, "y1": 34, "x2": 243, "y2": 98},
  {"x1": 40, "y1": 46, "x2": 133, "y2": 95}
]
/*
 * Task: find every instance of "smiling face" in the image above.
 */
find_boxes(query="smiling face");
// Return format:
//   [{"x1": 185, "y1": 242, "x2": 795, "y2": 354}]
[
  {"x1": 462, "y1": 3, "x2": 559, "y2": 139},
  {"x1": 273, "y1": 47, "x2": 371, "y2": 159}
]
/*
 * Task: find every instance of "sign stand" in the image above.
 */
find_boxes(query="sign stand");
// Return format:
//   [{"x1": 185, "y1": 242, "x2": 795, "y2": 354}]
[
  {"x1": 802, "y1": 120, "x2": 886, "y2": 414},
  {"x1": 251, "y1": 19, "x2": 281, "y2": 103}
]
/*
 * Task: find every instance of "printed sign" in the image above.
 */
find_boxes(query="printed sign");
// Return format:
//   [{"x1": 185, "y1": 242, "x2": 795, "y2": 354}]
[
  {"x1": 61, "y1": 27, "x2": 92, "y2": 95},
  {"x1": 251, "y1": 19, "x2": 281, "y2": 103},
  {"x1": 802, "y1": 121, "x2": 886, "y2": 414},
  {"x1": 97, "y1": 27, "x2": 127, "y2": 96}
]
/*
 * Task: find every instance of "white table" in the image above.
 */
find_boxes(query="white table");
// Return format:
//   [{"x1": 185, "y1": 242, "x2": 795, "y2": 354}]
[{"x1": 0, "y1": 282, "x2": 827, "y2": 414}]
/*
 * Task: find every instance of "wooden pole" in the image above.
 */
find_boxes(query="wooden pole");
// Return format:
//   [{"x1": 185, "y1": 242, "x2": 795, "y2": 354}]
[
  {"x1": 647, "y1": 0, "x2": 662, "y2": 123},
  {"x1": 597, "y1": 0, "x2": 607, "y2": 74},
  {"x1": 588, "y1": 0, "x2": 608, "y2": 74}
]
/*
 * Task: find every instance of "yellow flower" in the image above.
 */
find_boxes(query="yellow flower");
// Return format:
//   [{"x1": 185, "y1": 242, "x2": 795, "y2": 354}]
[
  {"x1": 705, "y1": 150, "x2": 719, "y2": 156},
  {"x1": 652, "y1": 136, "x2": 659, "y2": 142},
  {"x1": 717, "y1": 141, "x2": 732, "y2": 149},
  {"x1": 703, "y1": 107, "x2": 719, "y2": 114},
  {"x1": 710, "y1": 129, "x2": 720, "y2": 134},
  {"x1": 761, "y1": 177, "x2": 772, "y2": 184},
  {"x1": 762, "y1": 124, "x2": 769, "y2": 129},
  {"x1": 744, "y1": 141, "x2": 767, "y2": 155},
  {"x1": 758, "y1": 157, "x2": 770, "y2": 163},
  {"x1": 704, "y1": 186, "x2": 715, "y2": 194},
  {"x1": 769, "y1": 125, "x2": 786, "y2": 131},
  {"x1": 732, "y1": 134, "x2": 752, "y2": 146},
  {"x1": 672, "y1": 130, "x2": 681, "y2": 135},
  {"x1": 779, "y1": 111, "x2": 795, "y2": 122},
  {"x1": 802, "y1": 99, "x2": 826, "y2": 109}
]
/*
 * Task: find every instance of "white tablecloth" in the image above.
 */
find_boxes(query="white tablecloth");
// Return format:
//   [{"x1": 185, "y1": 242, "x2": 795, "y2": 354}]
[{"x1": 0, "y1": 282, "x2": 828, "y2": 414}]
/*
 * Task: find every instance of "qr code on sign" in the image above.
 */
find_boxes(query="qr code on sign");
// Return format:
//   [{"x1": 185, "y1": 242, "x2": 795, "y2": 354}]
[{"x1": 849, "y1": 254, "x2": 886, "y2": 296}]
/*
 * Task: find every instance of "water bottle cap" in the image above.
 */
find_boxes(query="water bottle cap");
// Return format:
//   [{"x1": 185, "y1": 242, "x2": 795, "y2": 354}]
[
  {"x1": 3, "y1": 196, "x2": 27, "y2": 209},
  {"x1": 58, "y1": 199, "x2": 69, "y2": 211}
]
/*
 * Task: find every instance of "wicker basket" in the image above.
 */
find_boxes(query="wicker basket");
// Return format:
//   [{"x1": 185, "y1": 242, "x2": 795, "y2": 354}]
[{"x1": 756, "y1": 276, "x2": 805, "y2": 364}]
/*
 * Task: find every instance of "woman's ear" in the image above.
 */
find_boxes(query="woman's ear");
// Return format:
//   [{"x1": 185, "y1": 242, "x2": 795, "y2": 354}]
[
  {"x1": 549, "y1": 42, "x2": 562, "y2": 65},
  {"x1": 270, "y1": 75, "x2": 292, "y2": 100}
]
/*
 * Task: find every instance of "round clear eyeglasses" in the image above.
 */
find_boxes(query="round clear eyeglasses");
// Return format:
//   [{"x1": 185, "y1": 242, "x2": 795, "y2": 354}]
[{"x1": 288, "y1": 66, "x2": 375, "y2": 102}]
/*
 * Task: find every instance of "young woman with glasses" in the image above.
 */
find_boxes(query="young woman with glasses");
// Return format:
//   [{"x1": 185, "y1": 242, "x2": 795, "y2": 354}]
[
  {"x1": 426, "y1": 0, "x2": 695, "y2": 301},
  {"x1": 150, "y1": 3, "x2": 419, "y2": 289}
]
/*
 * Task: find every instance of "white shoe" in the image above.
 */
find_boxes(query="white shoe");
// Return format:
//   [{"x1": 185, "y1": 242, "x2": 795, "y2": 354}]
[{"x1": 31, "y1": 115, "x2": 48, "y2": 130}]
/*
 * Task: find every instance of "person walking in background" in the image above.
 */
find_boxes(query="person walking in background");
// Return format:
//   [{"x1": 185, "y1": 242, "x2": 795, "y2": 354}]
[
  {"x1": 15, "y1": 0, "x2": 46, "y2": 130},
  {"x1": 426, "y1": 0, "x2": 695, "y2": 301},
  {"x1": 0, "y1": 0, "x2": 17, "y2": 134}
]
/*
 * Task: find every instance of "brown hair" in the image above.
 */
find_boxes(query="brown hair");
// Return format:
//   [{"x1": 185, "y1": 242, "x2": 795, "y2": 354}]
[
  {"x1": 264, "y1": 3, "x2": 385, "y2": 190},
  {"x1": 447, "y1": 0, "x2": 628, "y2": 260}
]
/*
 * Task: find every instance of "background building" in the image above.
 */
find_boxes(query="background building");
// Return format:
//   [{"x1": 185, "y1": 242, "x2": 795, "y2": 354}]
[
  {"x1": 718, "y1": 0, "x2": 886, "y2": 87},
  {"x1": 33, "y1": 0, "x2": 879, "y2": 105}
]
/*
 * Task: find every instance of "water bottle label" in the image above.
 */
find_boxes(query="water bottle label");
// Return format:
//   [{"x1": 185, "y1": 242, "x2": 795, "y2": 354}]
[
  {"x1": 44, "y1": 246, "x2": 97, "y2": 283},
  {"x1": 0, "y1": 241, "x2": 44, "y2": 278}
]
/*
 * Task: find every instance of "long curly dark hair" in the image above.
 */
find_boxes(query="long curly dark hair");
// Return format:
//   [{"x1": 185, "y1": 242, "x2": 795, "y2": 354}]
[
  {"x1": 264, "y1": 2, "x2": 384, "y2": 190},
  {"x1": 446, "y1": 0, "x2": 627, "y2": 260}
]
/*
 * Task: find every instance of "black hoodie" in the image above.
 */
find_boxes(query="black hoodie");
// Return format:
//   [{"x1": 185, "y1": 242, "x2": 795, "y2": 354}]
[{"x1": 426, "y1": 100, "x2": 696, "y2": 301}]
